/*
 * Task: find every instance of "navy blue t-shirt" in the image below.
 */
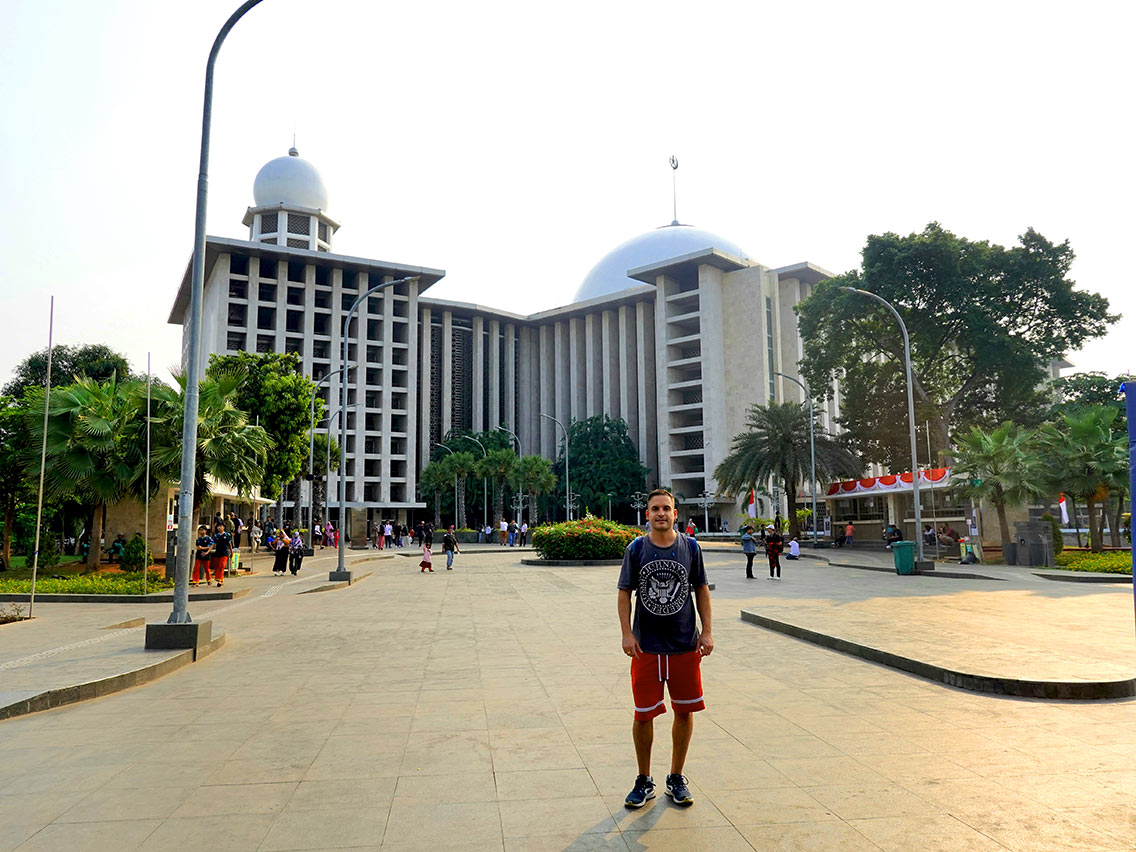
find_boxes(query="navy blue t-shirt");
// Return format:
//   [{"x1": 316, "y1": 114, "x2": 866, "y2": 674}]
[{"x1": 617, "y1": 533, "x2": 708, "y2": 654}]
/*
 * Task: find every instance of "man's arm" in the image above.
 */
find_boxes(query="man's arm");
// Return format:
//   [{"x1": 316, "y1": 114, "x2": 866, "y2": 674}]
[
  {"x1": 694, "y1": 585, "x2": 714, "y2": 656},
  {"x1": 617, "y1": 589, "x2": 642, "y2": 658}
]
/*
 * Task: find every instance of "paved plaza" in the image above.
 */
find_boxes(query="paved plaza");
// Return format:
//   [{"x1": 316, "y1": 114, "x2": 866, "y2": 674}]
[{"x1": 1, "y1": 545, "x2": 1135, "y2": 851}]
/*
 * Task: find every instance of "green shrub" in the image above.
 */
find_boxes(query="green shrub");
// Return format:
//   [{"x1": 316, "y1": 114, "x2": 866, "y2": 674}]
[
  {"x1": 1039, "y1": 513, "x2": 1064, "y2": 555},
  {"x1": 1052, "y1": 550, "x2": 1131, "y2": 574},
  {"x1": 0, "y1": 570, "x2": 173, "y2": 595},
  {"x1": 531, "y1": 516, "x2": 641, "y2": 560},
  {"x1": 119, "y1": 534, "x2": 153, "y2": 572}
]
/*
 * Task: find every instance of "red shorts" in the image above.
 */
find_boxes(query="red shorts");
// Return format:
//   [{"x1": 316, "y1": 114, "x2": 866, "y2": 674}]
[{"x1": 630, "y1": 649, "x2": 705, "y2": 721}]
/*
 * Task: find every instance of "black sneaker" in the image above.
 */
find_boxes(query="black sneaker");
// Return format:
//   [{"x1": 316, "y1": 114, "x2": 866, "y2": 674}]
[
  {"x1": 665, "y1": 773, "x2": 694, "y2": 806},
  {"x1": 624, "y1": 774, "x2": 655, "y2": 808}
]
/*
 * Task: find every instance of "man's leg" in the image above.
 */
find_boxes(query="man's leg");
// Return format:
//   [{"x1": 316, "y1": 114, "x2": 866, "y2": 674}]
[
  {"x1": 632, "y1": 719, "x2": 654, "y2": 776},
  {"x1": 670, "y1": 712, "x2": 694, "y2": 775}
]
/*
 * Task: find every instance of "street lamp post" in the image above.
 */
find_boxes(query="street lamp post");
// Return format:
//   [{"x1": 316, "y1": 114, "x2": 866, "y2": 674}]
[
  {"x1": 631, "y1": 490, "x2": 647, "y2": 527},
  {"x1": 162, "y1": 0, "x2": 266, "y2": 633},
  {"x1": 307, "y1": 367, "x2": 344, "y2": 550},
  {"x1": 434, "y1": 443, "x2": 459, "y2": 527},
  {"x1": 468, "y1": 436, "x2": 488, "y2": 529},
  {"x1": 540, "y1": 413, "x2": 570, "y2": 520},
  {"x1": 495, "y1": 425, "x2": 522, "y2": 457},
  {"x1": 335, "y1": 275, "x2": 419, "y2": 581},
  {"x1": 697, "y1": 489, "x2": 714, "y2": 535},
  {"x1": 775, "y1": 372, "x2": 819, "y2": 548},
  {"x1": 841, "y1": 287, "x2": 926, "y2": 566}
]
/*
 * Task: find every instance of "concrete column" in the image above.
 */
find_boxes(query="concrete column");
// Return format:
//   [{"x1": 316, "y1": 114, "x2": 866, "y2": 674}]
[
  {"x1": 380, "y1": 279, "x2": 395, "y2": 503},
  {"x1": 417, "y1": 305, "x2": 432, "y2": 473},
  {"x1": 441, "y1": 311, "x2": 453, "y2": 437},
  {"x1": 654, "y1": 277, "x2": 673, "y2": 488},
  {"x1": 554, "y1": 321, "x2": 568, "y2": 433},
  {"x1": 539, "y1": 325, "x2": 554, "y2": 458},
  {"x1": 517, "y1": 327, "x2": 533, "y2": 455},
  {"x1": 601, "y1": 310, "x2": 615, "y2": 417},
  {"x1": 350, "y1": 276, "x2": 368, "y2": 504},
  {"x1": 472, "y1": 316, "x2": 485, "y2": 433},
  {"x1": 698, "y1": 265, "x2": 728, "y2": 492},
  {"x1": 618, "y1": 305, "x2": 637, "y2": 433},
  {"x1": 568, "y1": 317, "x2": 582, "y2": 422},
  {"x1": 488, "y1": 319, "x2": 501, "y2": 430},
  {"x1": 585, "y1": 314, "x2": 598, "y2": 414},
  {"x1": 636, "y1": 300, "x2": 657, "y2": 477},
  {"x1": 504, "y1": 323, "x2": 517, "y2": 433}
]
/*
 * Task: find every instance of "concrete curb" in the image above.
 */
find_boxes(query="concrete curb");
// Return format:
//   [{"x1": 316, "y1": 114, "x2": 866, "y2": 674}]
[
  {"x1": 1033, "y1": 571, "x2": 1132, "y2": 584},
  {"x1": 298, "y1": 572, "x2": 372, "y2": 593},
  {"x1": 0, "y1": 588, "x2": 251, "y2": 604},
  {"x1": 740, "y1": 609, "x2": 1136, "y2": 701},
  {"x1": 520, "y1": 559, "x2": 622, "y2": 566},
  {"x1": 0, "y1": 633, "x2": 226, "y2": 721}
]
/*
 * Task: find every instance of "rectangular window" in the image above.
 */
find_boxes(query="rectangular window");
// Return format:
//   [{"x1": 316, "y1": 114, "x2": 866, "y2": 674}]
[
  {"x1": 313, "y1": 313, "x2": 330, "y2": 336},
  {"x1": 341, "y1": 294, "x2": 355, "y2": 312},
  {"x1": 230, "y1": 254, "x2": 249, "y2": 276},
  {"x1": 226, "y1": 332, "x2": 246, "y2": 351},
  {"x1": 368, "y1": 295, "x2": 383, "y2": 315},
  {"x1": 260, "y1": 212, "x2": 278, "y2": 234},
  {"x1": 342, "y1": 270, "x2": 358, "y2": 291},
  {"x1": 288, "y1": 260, "x2": 306, "y2": 282},
  {"x1": 286, "y1": 311, "x2": 303, "y2": 333},
  {"x1": 313, "y1": 289, "x2": 330, "y2": 309},
  {"x1": 766, "y1": 296, "x2": 776, "y2": 401},
  {"x1": 285, "y1": 336, "x2": 303, "y2": 354},
  {"x1": 256, "y1": 335, "x2": 275, "y2": 354},
  {"x1": 227, "y1": 304, "x2": 247, "y2": 327},
  {"x1": 313, "y1": 340, "x2": 329, "y2": 359},
  {"x1": 287, "y1": 287, "x2": 304, "y2": 306},
  {"x1": 258, "y1": 259, "x2": 276, "y2": 280},
  {"x1": 366, "y1": 319, "x2": 382, "y2": 340},
  {"x1": 228, "y1": 280, "x2": 247, "y2": 299},
  {"x1": 258, "y1": 282, "x2": 277, "y2": 302},
  {"x1": 314, "y1": 264, "x2": 331, "y2": 286},
  {"x1": 257, "y1": 306, "x2": 276, "y2": 330}
]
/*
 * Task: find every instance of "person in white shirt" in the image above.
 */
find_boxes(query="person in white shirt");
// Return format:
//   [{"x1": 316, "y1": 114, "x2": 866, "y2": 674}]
[
  {"x1": 786, "y1": 537, "x2": 800, "y2": 560},
  {"x1": 499, "y1": 518, "x2": 508, "y2": 546},
  {"x1": 520, "y1": 522, "x2": 529, "y2": 546}
]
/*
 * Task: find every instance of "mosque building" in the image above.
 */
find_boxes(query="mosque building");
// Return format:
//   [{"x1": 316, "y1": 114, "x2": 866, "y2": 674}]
[{"x1": 169, "y1": 149, "x2": 841, "y2": 537}]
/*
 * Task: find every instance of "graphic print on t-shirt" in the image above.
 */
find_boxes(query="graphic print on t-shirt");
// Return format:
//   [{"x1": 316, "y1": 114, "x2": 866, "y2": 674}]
[{"x1": 639, "y1": 558, "x2": 690, "y2": 617}]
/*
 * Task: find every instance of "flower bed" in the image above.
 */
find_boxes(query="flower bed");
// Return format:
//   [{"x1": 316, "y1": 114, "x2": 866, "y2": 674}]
[
  {"x1": 0, "y1": 570, "x2": 174, "y2": 595},
  {"x1": 1052, "y1": 550, "x2": 1132, "y2": 575},
  {"x1": 530, "y1": 517, "x2": 641, "y2": 561}
]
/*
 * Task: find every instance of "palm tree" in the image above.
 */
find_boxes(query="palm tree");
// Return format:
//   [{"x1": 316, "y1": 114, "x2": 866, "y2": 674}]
[
  {"x1": 147, "y1": 370, "x2": 270, "y2": 520},
  {"x1": 477, "y1": 448, "x2": 517, "y2": 524},
  {"x1": 1035, "y1": 407, "x2": 1127, "y2": 553},
  {"x1": 311, "y1": 432, "x2": 339, "y2": 527},
  {"x1": 510, "y1": 455, "x2": 557, "y2": 525},
  {"x1": 952, "y1": 422, "x2": 1045, "y2": 557},
  {"x1": 437, "y1": 451, "x2": 477, "y2": 529},
  {"x1": 419, "y1": 459, "x2": 450, "y2": 527},
  {"x1": 25, "y1": 375, "x2": 141, "y2": 568},
  {"x1": 714, "y1": 401, "x2": 861, "y2": 539}
]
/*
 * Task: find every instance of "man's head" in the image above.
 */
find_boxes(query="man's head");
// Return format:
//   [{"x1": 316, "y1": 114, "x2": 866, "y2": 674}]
[
  {"x1": 215, "y1": 522, "x2": 226, "y2": 532},
  {"x1": 645, "y1": 489, "x2": 677, "y2": 531}
]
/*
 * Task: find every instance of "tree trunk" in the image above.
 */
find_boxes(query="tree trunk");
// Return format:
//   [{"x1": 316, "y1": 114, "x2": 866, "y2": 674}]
[
  {"x1": 456, "y1": 476, "x2": 468, "y2": 529},
  {"x1": 1, "y1": 497, "x2": 12, "y2": 571},
  {"x1": 494, "y1": 479, "x2": 505, "y2": 524},
  {"x1": 433, "y1": 488, "x2": 441, "y2": 528},
  {"x1": 1113, "y1": 489, "x2": 1126, "y2": 549},
  {"x1": 1086, "y1": 495, "x2": 1102, "y2": 553},
  {"x1": 87, "y1": 503, "x2": 104, "y2": 569},
  {"x1": 930, "y1": 414, "x2": 951, "y2": 466},
  {"x1": 784, "y1": 478, "x2": 799, "y2": 539},
  {"x1": 995, "y1": 500, "x2": 1011, "y2": 553},
  {"x1": 1069, "y1": 494, "x2": 1082, "y2": 547}
]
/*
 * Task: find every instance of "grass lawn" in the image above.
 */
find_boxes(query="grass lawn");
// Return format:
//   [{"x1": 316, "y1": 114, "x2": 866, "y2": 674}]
[{"x1": 3, "y1": 555, "x2": 85, "y2": 579}]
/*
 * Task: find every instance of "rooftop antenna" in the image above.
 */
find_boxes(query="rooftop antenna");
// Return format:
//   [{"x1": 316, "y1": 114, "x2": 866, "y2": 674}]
[
  {"x1": 669, "y1": 155, "x2": 679, "y2": 225},
  {"x1": 290, "y1": 127, "x2": 298, "y2": 157}
]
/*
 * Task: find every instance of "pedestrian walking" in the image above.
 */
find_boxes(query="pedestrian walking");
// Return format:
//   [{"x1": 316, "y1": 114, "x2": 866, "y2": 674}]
[
  {"x1": 766, "y1": 526, "x2": 783, "y2": 580},
  {"x1": 420, "y1": 541, "x2": 434, "y2": 572},
  {"x1": 617, "y1": 488, "x2": 713, "y2": 810},
  {"x1": 288, "y1": 529, "x2": 305, "y2": 575},
  {"x1": 272, "y1": 530, "x2": 290, "y2": 576},
  {"x1": 251, "y1": 521, "x2": 262, "y2": 554},
  {"x1": 740, "y1": 525, "x2": 757, "y2": 579},
  {"x1": 192, "y1": 525, "x2": 213, "y2": 587},
  {"x1": 844, "y1": 521, "x2": 855, "y2": 548},
  {"x1": 210, "y1": 521, "x2": 232, "y2": 588},
  {"x1": 442, "y1": 527, "x2": 460, "y2": 569}
]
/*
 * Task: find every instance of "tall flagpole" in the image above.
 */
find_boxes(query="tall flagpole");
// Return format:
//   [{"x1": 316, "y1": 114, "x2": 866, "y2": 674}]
[
  {"x1": 29, "y1": 297, "x2": 55, "y2": 619},
  {"x1": 144, "y1": 353, "x2": 151, "y2": 596}
]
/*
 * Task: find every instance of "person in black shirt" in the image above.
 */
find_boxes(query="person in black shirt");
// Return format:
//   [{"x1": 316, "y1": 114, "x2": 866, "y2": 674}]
[
  {"x1": 210, "y1": 522, "x2": 232, "y2": 587},
  {"x1": 192, "y1": 526, "x2": 212, "y2": 586}
]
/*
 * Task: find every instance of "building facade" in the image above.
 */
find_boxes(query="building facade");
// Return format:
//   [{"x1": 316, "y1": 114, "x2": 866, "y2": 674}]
[{"x1": 170, "y1": 150, "x2": 840, "y2": 537}]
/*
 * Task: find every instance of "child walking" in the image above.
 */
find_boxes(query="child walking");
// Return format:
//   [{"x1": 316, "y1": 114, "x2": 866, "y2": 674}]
[{"x1": 419, "y1": 541, "x2": 434, "y2": 572}]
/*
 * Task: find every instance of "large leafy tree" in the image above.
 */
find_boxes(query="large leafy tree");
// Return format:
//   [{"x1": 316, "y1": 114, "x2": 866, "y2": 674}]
[
  {"x1": 1046, "y1": 372, "x2": 1127, "y2": 427},
  {"x1": 436, "y1": 451, "x2": 477, "y2": 529},
  {"x1": 951, "y1": 422, "x2": 1045, "y2": 555},
  {"x1": 797, "y1": 224, "x2": 1116, "y2": 469},
  {"x1": 0, "y1": 396, "x2": 31, "y2": 570},
  {"x1": 552, "y1": 415, "x2": 647, "y2": 521},
  {"x1": 147, "y1": 369, "x2": 271, "y2": 519},
  {"x1": 24, "y1": 375, "x2": 142, "y2": 568},
  {"x1": 3, "y1": 344, "x2": 134, "y2": 399},
  {"x1": 206, "y1": 352, "x2": 319, "y2": 497},
  {"x1": 419, "y1": 460, "x2": 451, "y2": 527},
  {"x1": 509, "y1": 455, "x2": 558, "y2": 525},
  {"x1": 714, "y1": 401, "x2": 861, "y2": 539},
  {"x1": 1035, "y1": 407, "x2": 1128, "y2": 553}
]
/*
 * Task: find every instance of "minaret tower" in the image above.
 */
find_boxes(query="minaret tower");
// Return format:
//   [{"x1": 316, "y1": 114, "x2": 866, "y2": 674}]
[{"x1": 242, "y1": 147, "x2": 339, "y2": 251}]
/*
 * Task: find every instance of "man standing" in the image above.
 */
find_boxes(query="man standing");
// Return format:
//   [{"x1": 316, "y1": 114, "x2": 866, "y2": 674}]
[
  {"x1": 617, "y1": 489, "x2": 713, "y2": 809},
  {"x1": 499, "y1": 518, "x2": 508, "y2": 545}
]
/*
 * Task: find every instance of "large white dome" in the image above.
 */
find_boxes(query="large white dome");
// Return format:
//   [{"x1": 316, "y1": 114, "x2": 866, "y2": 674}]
[
  {"x1": 573, "y1": 224, "x2": 750, "y2": 303},
  {"x1": 252, "y1": 148, "x2": 329, "y2": 211}
]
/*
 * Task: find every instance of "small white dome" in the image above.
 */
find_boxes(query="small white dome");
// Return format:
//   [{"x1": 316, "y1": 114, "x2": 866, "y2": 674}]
[
  {"x1": 252, "y1": 148, "x2": 329, "y2": 211},
  {"x1": 573, "y1": 224, "x2": 750, "y2": 302}
]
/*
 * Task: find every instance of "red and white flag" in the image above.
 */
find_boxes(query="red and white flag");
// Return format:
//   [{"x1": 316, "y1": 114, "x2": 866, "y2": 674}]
[
  {"x1": 1058, "y1": 494, "x2": 1069, "y2": 525},
  {"x1": 747, "y1": 490, "x2": 757, "y2": 518}
]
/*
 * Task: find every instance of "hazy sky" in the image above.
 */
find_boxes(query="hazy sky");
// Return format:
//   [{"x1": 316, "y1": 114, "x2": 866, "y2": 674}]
[{"x1": 2, "y1": 0, "x2": 1133, "y2": 386}]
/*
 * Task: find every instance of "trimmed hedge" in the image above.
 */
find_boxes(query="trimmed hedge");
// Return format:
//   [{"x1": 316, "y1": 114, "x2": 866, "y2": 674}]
[
  {"x1": 531, "y1": 517, "x2": 641, "y2": 561},
  {"x1": 1052, "y1": 550, "x2": 1132, "y2": 575},
  {"x1": 0, "y1": 570, "x2": 174, "y2": 595}
]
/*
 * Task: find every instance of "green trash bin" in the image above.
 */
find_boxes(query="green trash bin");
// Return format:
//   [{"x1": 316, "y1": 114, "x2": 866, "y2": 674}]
[{"x1": 892, "y1": 540, "x2": 916, "y2": 575}]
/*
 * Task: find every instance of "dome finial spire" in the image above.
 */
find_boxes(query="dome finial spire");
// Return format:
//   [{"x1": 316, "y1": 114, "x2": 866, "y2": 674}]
[{"x1": 669, "y1": 155, "x2": 680, "y2": 226}]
